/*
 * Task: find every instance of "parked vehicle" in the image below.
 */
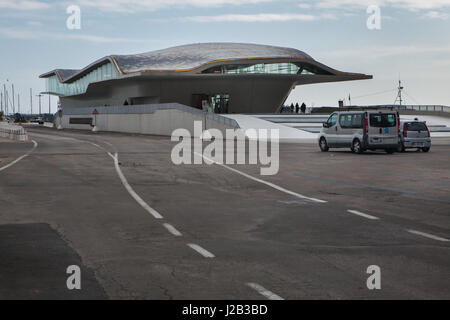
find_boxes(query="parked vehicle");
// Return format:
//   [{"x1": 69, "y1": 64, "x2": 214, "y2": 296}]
[
  {"x1": 398, "y1": 119, "x2": 431, "y2": 152},
  {"x1": 30, "y1": 117, "x2": 44, "y2": 125},
  {"x1": 319, "y1": 110, "x2": 400, "y2": 154}
]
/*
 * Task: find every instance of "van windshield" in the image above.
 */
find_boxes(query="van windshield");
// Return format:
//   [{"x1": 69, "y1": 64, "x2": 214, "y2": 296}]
[
  {"x1": 369, "y1": 114, "x2": 396, "y2": 127},
  {"x1": 406, "y1": 122, "x2": 428, "y2": 131}
]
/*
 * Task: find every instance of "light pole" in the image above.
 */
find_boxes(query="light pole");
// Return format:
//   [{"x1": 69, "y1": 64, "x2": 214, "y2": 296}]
[
  {"x1": 36, "y1": 94, "x2": 42, "y2": 117},
  {"x1": 4, "y1": 84, "x2": 8, "y2": 116},
  {"x1": 30, "y1": 88, "x2": 33, "y2": 116},
  {"x1": 11, "y1": 83, "x2": 15, "y2": 114}
]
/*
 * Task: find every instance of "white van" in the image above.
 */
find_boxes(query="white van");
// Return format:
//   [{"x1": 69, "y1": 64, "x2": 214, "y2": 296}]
[{"x1": 318, "y1": 110, "x2": 400, "y2": 154}]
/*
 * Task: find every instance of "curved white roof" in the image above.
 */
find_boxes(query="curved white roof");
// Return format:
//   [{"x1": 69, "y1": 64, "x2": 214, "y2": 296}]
[
  {"x1": 40, "y1": 43, "x2": 371, "y2": 84},
  {"x1": 40, "y1": 43, "x2": 315, "y2": 82},
  {"x1": 114, "y1": 42, "x2": 312, "y2": 73}
]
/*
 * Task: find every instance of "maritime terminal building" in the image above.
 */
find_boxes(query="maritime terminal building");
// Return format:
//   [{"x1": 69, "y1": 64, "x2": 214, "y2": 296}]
[{"x1": 40, "y1": 43, "x2": 372, "y2": 114}]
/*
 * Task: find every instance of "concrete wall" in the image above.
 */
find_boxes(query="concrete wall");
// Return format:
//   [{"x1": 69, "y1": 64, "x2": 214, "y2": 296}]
[
  {"x1": 58, "y1": 104, "x2": 240, "y2": 137},
  {"x1": 60, "y1": 76, "x2": 295, "y2": 114}
]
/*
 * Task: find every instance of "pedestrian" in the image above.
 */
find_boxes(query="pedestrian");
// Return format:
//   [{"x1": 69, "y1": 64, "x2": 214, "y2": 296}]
[
  {"x1": 295, "y1": 103, "x2": 300, "y2": 114},
  {"x1": 301, "y1": 102, "x2": 306, "y2": 114},
  {"x1": 290, "y1": 103, "x2": 294, "y2": 113}
]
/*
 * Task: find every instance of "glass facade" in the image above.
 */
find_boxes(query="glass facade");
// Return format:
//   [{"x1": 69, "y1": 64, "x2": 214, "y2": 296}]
[
  {"x1": 45, "y1": 62, "x2": 118, "y2": 96},
  {"x1": 202, "y1": 62, "x2": 331, "y2": 75}
]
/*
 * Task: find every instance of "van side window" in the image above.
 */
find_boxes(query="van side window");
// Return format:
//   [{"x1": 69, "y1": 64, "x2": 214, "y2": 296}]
[
  {"x1": 328, "y1": 113, "x2": 338, "y2": 127},
  {"x1": 352, "y1": 114, "x2": 363, "y2": 128},
  {"x1": 339, "y1": 114, "x2": 363, "y2": 129},
  {"x1": 339, "y1": 115, "x2": 352, "y2": 128}
]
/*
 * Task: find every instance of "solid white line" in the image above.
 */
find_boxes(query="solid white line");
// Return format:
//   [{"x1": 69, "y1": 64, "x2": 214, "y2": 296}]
[
  {"x1": 194, "y1": 152, "x2": 327, "y2": 204},
  {"x1": 246, "y1": 283, "x2": 284, "y2": 300},
  {"x1": 89, "y1": 142, "x2": 103, "y2": 149},
  {"x1": 163, "y1": 223, "x2": 182, "y2": 237},
  {"x1": 187, "y1": 243, "x2": 215, "y2": 258},
  {"x1": 407, "y1": 229, "x2": 449, "y2": 242},
  {"x1": 108, "y1": 152, "x2": 163, "y2": 219},
  {"x1": 0, "y1": 140, "x2": 38, "y2": 172},
  {"x1": 347, "y1": 210, "x2": 379, "y2": 220}
]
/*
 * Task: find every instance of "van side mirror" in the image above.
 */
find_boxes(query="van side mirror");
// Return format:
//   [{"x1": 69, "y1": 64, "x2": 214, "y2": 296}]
[{"x1": 323, "y1": 122, "x2": 329, "y2": 128}]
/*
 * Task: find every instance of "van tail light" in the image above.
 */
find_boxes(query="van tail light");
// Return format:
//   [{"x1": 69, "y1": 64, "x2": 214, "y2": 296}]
[
  {"x1": 364, "y1": 119, "x2": 369, "y2": 134},
  {"x1": 403, "y1": 123, "x2": 407, "y2": 137}
]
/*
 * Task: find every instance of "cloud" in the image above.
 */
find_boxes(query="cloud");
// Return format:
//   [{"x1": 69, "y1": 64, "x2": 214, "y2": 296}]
[
  {"x1": 0, "y1": 28, "x2": 142, "y2": 43},
  {"x1": 323, "y1": 44, "x2": 450, "y2": 60},
  {"x1": 315, "y1": 0, "x2": 450, "y2": 10},
  {"x1": 184, "y1": 13, "x2": 336, "y2": 22},
  {"x1": 0, "y1": 0, "x2": 50, "y2": 10},
  {"x1": 423, "y1": 10, "x2": 449, "y2": 19},
  {"x1": 75, "y1": 0, "x2": 273, "y2": 13}
]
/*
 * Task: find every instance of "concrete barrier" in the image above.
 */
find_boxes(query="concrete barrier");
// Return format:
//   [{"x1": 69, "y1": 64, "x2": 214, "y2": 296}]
[
  {"x1": 59, "y1": 103, "x2": 240, "y2": 137},
  {"x1": 0, "y1": 122, "x2": 29, "y2": 141}
]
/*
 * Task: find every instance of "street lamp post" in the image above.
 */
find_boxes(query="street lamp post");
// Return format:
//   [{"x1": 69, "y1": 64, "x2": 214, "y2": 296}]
[
  {"x1": 36, "y1": 94, "x2": 42, "y2": 117},
  {"x1": 30, "y1": 88, "x2": 33, "y2": 116}
]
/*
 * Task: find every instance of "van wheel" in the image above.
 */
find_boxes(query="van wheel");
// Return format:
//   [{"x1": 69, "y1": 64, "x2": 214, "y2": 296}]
[
  {"x1": 385, "y1": 149, "x2": 395, "y2": 154},
  {"x1": 352, "y1": 139, "x2": 364, "y2": 154},
  {"x1": 422, "y1": 147, "x2": 430, "y2": 153},
  {"x1": 319, "y1": 137, "x2": 329, "y2": 152},
  {"x1": 397, "y1": 142, "x2": 405, "y2": 152}
]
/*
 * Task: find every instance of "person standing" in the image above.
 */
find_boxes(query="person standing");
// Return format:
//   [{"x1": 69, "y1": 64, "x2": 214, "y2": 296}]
[
  {"x1": 295, "y1": 103, "x2": 300, "y2": 114},
  {"x1": 301, "y1": 102, "x2": 306, "y2": 114}
]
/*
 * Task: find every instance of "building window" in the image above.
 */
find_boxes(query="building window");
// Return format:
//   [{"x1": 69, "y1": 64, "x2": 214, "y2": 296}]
[
  {"x1": 202, "y1": 62, "x2": 331, "y2": 75},
  {"x1": 45, "y1": 62, "x2": 118, "y2": 96}
]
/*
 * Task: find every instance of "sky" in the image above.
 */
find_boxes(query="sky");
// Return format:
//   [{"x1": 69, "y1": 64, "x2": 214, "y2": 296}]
[{"x1": 0, "y1": 0, "x2": 449, "y2": 114}]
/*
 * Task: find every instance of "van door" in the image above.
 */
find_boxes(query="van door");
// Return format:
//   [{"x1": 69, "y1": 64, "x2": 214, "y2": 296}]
[
  {"x1": 337, "y1": 114, "x2": 363, "y2": 146},
  {"x1": 368, "y1": 113, "x2": 399, "y2": 146},
  {"x1": 324, "y1": 113, "x2": 339, "y2": 146}
]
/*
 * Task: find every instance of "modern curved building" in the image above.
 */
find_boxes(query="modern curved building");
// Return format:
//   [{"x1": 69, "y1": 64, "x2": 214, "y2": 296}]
[{"x1": 40, "y1": 43, "x2": 372, "y2": 114}]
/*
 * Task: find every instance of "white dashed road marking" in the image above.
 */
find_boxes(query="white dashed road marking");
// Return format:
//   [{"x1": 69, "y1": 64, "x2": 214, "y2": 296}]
[
  {"x1": 187, "y1": 243, "x2": 215, "y2": 258},
  {"x1": 195, "y1": 152, "x2": 327, "y2": 204},
  {"x1": 163, "y1": 223, "x2": 182, "y2": 237},
  {"x1": 347, "y1": 210, "x2": 379, "y2": 220},
  {"x1": 0, "y1": 140, "x2": 38, "y2": 172},
  {"x1": 246, "y1": 283, "x2": 284, "y2": 300},
  {"x1": 407, "y1": 229, "x2": 449, "y2": 242}
]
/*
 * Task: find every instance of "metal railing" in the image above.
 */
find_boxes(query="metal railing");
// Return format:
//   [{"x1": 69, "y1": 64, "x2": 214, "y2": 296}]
[{"x1": 363, "y1": 105, "x2": 450, "y2": 113}]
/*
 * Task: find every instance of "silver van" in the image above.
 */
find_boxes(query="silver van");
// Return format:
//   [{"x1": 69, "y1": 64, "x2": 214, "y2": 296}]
[
  {"x1": 319, "y1": 110, "x2": 400, "y2": 154},
  {"x1": 398, "y1": 119, "x2": 431, "y2": 152}
]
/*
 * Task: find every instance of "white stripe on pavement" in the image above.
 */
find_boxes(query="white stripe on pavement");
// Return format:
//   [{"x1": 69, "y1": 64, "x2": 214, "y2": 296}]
[
  {"x1": 108, "y1": 152, "x2": 163, "y2": 219},
  {"x1": 347, "y1": 210, "x2": 379, "y2": 220},
  {"x1": 194, "y1": 152, "x2": 326, "y2": 204},
  {"x1": 187, "y1": 243, "x2": 215, "y2": 258},
  {"x1": 246, "y1": 283, "x2": 284, "y2": 300},
  {"x1": 0, "y1": 140, "x2": 38, "y2": 172},
  {"x1": 163, "y1": 223, "x2": 182, "y2": 237},
  {"x1": 407, "y1": 229, "x2": 449, "y2": 242}
]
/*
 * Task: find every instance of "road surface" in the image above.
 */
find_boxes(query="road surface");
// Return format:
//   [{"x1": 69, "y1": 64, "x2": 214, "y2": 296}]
[{"x1": 0, "y1": 127, "x2": 449, "y2": 299}]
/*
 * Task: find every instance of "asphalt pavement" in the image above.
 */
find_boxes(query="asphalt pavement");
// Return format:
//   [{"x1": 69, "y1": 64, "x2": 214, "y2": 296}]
[{"x1": 0, "y1": 127, "x2": 449, "y2": 299}]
